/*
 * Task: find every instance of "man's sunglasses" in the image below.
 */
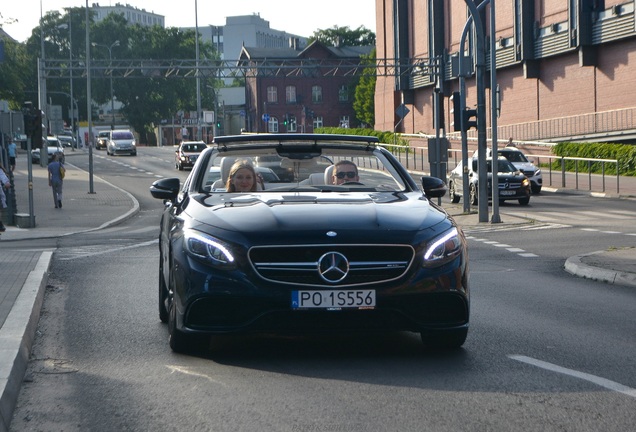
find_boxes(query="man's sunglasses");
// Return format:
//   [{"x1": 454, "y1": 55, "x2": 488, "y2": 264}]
[{"x1": 335, "y1": 171, "x2": 357, "y2": 179}]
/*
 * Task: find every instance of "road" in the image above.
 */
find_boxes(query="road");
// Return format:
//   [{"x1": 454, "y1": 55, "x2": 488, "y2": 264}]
[{"x1": 9, "y1": 147, "x2": 636, "y2": 431}]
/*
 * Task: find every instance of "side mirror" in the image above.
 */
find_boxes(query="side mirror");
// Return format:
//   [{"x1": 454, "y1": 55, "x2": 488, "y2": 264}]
[
  {"x1": 420, "y1": 176, "x2": 447, "y2": 198},
  {"x1": 150, "y1": 177, "x2": 180, "y2": 201}
]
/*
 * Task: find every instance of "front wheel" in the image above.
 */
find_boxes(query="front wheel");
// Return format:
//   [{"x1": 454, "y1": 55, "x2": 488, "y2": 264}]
[
  {"x1": 469, "y1": 184, "x2": 478, "y2": 205},
  {"x1": 168, "y1": 301, "x2": 190, "y2": 353},
  {"x1": 158, "y1": 264, "x2": 169, "y2": 323},
  {"x1": 449, "y1": 181, "x2": 461, "y2": 203},
  {"x1": 518, "y1": 197, "x2": 530, "y2": 205}
]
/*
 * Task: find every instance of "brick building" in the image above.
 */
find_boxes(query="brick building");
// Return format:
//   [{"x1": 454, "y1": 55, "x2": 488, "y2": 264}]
[
  {"x1": 375, "y1": 0, "x2": 636, "y2": 143},
  {"x1": 239, "y1": 41, "x2": 374, "y2": 133}
]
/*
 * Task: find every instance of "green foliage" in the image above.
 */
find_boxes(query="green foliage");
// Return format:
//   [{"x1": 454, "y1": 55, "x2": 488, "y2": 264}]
[
  {"x1": 353, "y1": 49, "x2": 376, "y2": 127},
  {"x1": 314, "y1": 127, "x2": 409, "y2": 147},
  {"x1": 552, "y1": 142, "x2": 636, "y2": 176},
  {"x1": 14, "y1": 7, "x2": 220, "y2": 140},
  {"x1": 0, "y1": 36, "x2": 29, "y2": 108},
  {"x1": 308, "y1": 26, "x2": 375, "y2": 47}
]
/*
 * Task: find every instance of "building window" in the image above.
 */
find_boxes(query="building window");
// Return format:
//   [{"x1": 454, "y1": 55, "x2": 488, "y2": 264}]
[
  {"x1": 288, "y1": 116, "x2": 297, "y2": 132},
  {"x1": 267, "y1": 86, "x2": 278, "y2": 103},
  {"x1": 338, "y1": 85, "x2": 349, "y2": 102},
  {"x1": 312, "y1": 85, "x2": 323, "y2": 103},
  {"x1": 339, "y1": 116, "x2": 350, "y2": 128},
  {"x1": 268, "y1": 117, "x2": 279, "y2": 132},
  {"x1": 286, "y1": 86, "x2": 297, "y2": 103},
  {"x1": 313, "y1": 116, "x2": 323, "y2": 129}
]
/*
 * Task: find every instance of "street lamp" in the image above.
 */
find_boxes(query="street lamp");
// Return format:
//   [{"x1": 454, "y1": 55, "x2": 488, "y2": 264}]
[
  {"x1": 58, "y1": 18, "x2": 76, "y2": 151},
  {"x1": 91, "y1": 40, "x2": 120, "y2": 130}
]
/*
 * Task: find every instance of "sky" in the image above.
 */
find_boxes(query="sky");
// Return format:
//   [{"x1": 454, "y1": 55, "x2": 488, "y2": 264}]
[{"x1": 1, "y1": 0, "x2": 377, "y2": 43}]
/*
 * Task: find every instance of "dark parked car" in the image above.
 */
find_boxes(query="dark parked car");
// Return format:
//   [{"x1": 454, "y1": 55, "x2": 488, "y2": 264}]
[
  {"x1": 175, "y1": 141, "x2": 207, "y2": 170},
  {"x1": 150, "y1": 134, "x2": 470, "y2": 353},
  {"x1": 475, "y1": 147, "x2": 543, "y2": 194},
  {"x1": 448, "y1": 156, "x2": 531, "y2": 205}
]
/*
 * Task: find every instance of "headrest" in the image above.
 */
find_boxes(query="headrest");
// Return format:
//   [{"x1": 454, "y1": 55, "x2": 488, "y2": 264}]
[
  {"x1": 220, "y1": 157, "x2": 255, "y2": 184},
  {"x1": 220, "y1": 157, "x2": 238, "y2": 184},
  {"x1": 324, "y1": 165, "x2": 335, "y2": 185}
]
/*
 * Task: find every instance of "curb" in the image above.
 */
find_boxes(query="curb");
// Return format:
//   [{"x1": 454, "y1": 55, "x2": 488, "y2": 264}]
[
  {"x1": 0, "y1": 252, "x2": 52, "y2": 432},
  {"x1": 564, "y1": 250, "x2": 636, "y2": 288}
]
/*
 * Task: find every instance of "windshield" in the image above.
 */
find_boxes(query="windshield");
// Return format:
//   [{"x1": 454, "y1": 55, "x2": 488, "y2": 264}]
[
  {"x1": 485, "y1": 159, "x2": 517, "y2": 173},
  {"x1": 182, "y1": 143, "x2": 207, "y2": 152},
  {"x1": 196, "y1": 144, "x2": 407, "y2": 193},
  {"x1": 499, "y1": 150, "x2": 528, "y2": 163},
  {"x1": 112, "y1": 131, "x2": 134, "y2": 140}
]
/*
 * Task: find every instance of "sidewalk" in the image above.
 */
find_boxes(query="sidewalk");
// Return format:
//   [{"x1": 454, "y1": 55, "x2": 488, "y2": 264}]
[
  {"x1": 0, "y1": 150, "x2": 139, "y2": 432},
  {"x1": 0, "y1": 150, "x2": 634, "y2": 432}
]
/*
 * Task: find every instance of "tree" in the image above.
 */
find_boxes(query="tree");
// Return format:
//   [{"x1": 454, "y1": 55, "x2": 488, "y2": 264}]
[
  {"x1": 18, "y1": 8, "x2": 219, "y2": 142},
  {"x1": 0, "y1": 35, "x2": 29, "y2": 109},
  {"x1": 309, "y1": 25, "x2": 375, "y2": 47},
  {"x1": 111, "y1": 24, "x2": 217, "y2": 142},
  {"x1": 353, "y1": 49, "x2": 376, "y2": 127}
]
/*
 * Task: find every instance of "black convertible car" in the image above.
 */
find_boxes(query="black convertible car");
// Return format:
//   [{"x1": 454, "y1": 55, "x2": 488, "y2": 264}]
[{"x1": 150, "y1": 134, "x2": 470, "y2": 353}]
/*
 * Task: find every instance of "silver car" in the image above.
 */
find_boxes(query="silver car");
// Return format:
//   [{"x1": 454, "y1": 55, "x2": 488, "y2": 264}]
[{"x1": 106, "y1": 130, "x2": 137, "y2": 156}]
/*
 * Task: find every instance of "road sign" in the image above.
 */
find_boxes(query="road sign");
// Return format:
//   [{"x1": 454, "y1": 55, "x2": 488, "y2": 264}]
[
  {"x1": 396, "y1": 104, "x2": 410, "y2": 118},
  {"x1": 262, "y1": 113, "x2": 270, "y2": 122}
]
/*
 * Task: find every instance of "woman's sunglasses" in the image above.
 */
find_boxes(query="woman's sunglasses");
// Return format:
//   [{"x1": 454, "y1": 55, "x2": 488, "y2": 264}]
[{"x1": 335, "y1": 171, "x2": 357, "y2": 179}]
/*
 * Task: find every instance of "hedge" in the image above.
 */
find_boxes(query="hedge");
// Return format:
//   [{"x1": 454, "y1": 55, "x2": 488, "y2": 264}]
[
  {"x1": 552, "y1": 142, "x2": 636, "y2": 176},
  {"x1": 314, "y1": 127, "x2": 409, "y2": 147}
]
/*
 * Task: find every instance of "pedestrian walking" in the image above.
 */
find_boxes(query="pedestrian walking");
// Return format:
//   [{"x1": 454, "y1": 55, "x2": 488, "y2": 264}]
[
  {"x1": 48, "y1": 152, "x2": 64, "y2": 209},
  {"x1": 0, "y1": 166, "x2": 10, "y2": 231},
  {"x1": 8, "y1": 139, "x2": 17, "y2": 172}
]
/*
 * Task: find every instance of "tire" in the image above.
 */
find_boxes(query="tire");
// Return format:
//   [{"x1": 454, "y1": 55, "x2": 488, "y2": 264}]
[
  {"x1": 167, "y1": 275, "x2": 207, "y2": 353},
  {"x1": 178, "y1": 163, "x2": 184, "y2": 171},
  {"x1": 518, "y1": 197, "x2": 530, "y2": 205},
  {"x1": 449, "y1": 181, "x2": 461, "y2": 204},
  {"x1": 158, "y1": 263, "x2": 169, "y2": 323},
  {"x1": 168, "y1": 300, "x2": 190, "y2": 353},
  {"x1": 532, "y1": 186, "x2": 542, "y2": 194},
  {"x1": 469, "y1": 184, "x2": 478, "y2": 205},
  {"x1": 421, "y1": 328, "x2": 468, "y2": 350}
]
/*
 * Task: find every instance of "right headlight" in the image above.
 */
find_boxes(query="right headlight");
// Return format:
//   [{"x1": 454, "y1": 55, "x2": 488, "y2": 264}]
[
  {"x1": 422, "y1": 227, "x2": 463, "y2": 268},
  {"x1": 183, "y1": 229, "x2": 236, "y2": 268}
]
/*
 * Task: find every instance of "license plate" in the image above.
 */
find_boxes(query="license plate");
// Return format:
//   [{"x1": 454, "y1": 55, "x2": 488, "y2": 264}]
[
  {"x1": 292, "y1": 290, "x2": 376, "y2": 310},
  {"x1": 500, "y1": 190, "x2": 516, "y2": 196}
]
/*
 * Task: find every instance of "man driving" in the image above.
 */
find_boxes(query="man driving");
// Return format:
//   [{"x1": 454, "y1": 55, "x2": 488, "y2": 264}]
[{"x1": 332, "y1": 160, "x2": 360, "y2": 185}]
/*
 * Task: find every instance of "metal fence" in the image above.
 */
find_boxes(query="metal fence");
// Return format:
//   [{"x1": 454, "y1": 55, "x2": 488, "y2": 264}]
[{"x1": 380, "y1": 143, "x2": 621, "y2": 194}]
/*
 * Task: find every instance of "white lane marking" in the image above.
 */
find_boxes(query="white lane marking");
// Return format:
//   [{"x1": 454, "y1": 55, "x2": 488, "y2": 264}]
[
  {"x1": 469, "y1": 238, "x2": 538, "y2": 258},
  {"x1": 506, "y1": 248, "x2": 525, "y2": 253},
  {"x1": 509, "y1": 355, "x2": 636, "y2": 399},
  {"x1": 166, "y1": 365, "x2": 228, "y2": 387},
  {"x1": 59, "y1": 239, "x2": 158, "y2": 260}
]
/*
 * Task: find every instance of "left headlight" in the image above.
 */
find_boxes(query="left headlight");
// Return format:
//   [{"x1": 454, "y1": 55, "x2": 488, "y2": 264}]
[
  {"x1": 422, "y1": 227, "x2": 463, "y2": 267},
  {"x1": 184, "y1": 229, "x2": 236, "y2": 268}
]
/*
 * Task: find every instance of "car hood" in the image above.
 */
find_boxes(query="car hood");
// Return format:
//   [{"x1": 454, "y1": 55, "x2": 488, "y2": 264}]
[
  {"x1": 185, "y1": 192, "x2": 449, "y2": 241},
  {"x1": 511, "y1": 161, "x2": 536, "y2": 171}
]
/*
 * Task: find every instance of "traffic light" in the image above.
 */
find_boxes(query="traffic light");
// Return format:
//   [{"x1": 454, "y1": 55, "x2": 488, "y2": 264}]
[
  {"x1": 449, "y1": 92, "x2": 461, "y2": 132},
  {"x1": 463, "y1": 108, "x2": 477, "y2": 130},
  {"x1": 23, "y1": 112, "x2": 35, "y2": 135},
  {"x1": 283, "y1": 114, "x2": 289, "y2": 126}
]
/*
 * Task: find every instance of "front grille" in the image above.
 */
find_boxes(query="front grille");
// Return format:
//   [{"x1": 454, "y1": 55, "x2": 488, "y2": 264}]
[
  {"x1": 249, "y1": 244, "x2": 414, "y2": 287},
  {"x1": 498, "y1": 182, "x2": 524, "y2": 190}
]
